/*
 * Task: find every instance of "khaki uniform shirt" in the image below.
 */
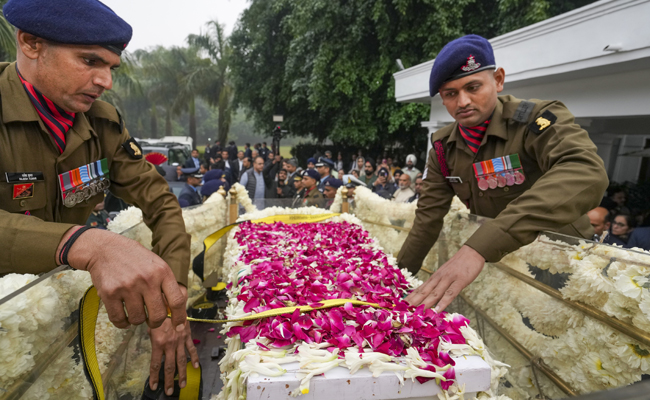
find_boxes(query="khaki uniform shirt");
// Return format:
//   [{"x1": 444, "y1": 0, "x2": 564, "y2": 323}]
[
  {"x1": 397, "y1": 95, "x2": 608, "y2": 274},
  {"x1": 0, "y1": 63, "x2": 191, "y2": 285},
  {"x1": 303, "y1": 186, "x2": 325, "y2": 208}
]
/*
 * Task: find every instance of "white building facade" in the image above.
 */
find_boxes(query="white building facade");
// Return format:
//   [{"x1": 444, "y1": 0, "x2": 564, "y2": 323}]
[{"x1": 393, "y1": 0, "x2": 650, "y2": 184}]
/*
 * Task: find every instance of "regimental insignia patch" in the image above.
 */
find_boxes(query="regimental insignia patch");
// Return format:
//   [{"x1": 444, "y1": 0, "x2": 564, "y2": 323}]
[
  {"x1": 529, "y1": 110, "x2": 557, "y2": 134},
  {"x1": 122, "y1": 138, "x2": 143, "y2": 159},
  {"x1": 13, "y1": 183, "x2": 34, "y2": 199}
]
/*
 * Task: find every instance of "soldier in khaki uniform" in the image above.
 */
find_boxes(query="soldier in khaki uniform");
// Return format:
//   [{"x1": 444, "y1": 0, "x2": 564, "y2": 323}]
[
  {"x1": 400, "y1": 35, "x2": 608, "y2": 312},
  {"x1": 1, "y1": 0, "x2": 197, "y2": 395},
  {"x1": 300, "y1": 169, "x2": 326, "y2": 208}
]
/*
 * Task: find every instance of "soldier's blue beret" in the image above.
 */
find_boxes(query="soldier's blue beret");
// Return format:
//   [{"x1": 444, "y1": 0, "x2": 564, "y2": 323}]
[
  {"x1": 302, "y1": 169, "x2": 320, "y2": 182},
  {"x1": 4, "y1": 0, "x2": 132, "y2": 56},
  {"x1": 325, "y1": 179, "x2": 343, "y2": 189},
  {"x1": 429, "y1": 34, "x2": 496, "y2": 97},
  {"x1": 315, "y1": 157, "x2": 335, "y2": 169}
]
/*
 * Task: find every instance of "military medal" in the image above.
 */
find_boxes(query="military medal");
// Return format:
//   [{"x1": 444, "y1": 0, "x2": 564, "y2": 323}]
[
  {"x1": 514, "y1": 170, "x2": 526, "y2": 185},
  {"x1": 477, "y1": 177, "x2": 489, "y2": 191},
  {"x1": 497, "y1": 174, "x2": 507, "y2": 187},
  {"x1": 487, "y1": 176, "x2": 498, "y2": 189},
  {"x1": 58, "y1": 159, "x2": 110, "y2": 208},
  {"x1": 505, "y1": 172, "x2": 515, "y2": 186}
]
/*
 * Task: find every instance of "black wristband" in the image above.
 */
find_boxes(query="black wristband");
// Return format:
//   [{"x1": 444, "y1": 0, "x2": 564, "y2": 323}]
[{"x1": 59, "y1": 226, "x2": 94, "y2": 266}]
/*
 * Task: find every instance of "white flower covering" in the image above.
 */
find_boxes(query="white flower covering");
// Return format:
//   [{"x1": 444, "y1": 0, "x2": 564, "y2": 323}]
[
  {"x1": 233, "y1": 182, "x2": 256, "y2": 213},
  {"x1": 216, "y1": 206, "x2": 507, "y2": 400}
]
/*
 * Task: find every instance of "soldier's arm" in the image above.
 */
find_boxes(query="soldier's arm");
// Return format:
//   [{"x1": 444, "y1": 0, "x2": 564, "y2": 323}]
[
  {"x1": 103, "y1": 124, "x2": 191, "y2": 286},
  {"x1": 464, "y1": 102, "x2": 608, "y2": 262},
  {"x1": 397, "y1": 146, "x2": 455, "y2": 274},
  {"x1": 0, "y1": 210, "x2": 74, "y2": 275}
]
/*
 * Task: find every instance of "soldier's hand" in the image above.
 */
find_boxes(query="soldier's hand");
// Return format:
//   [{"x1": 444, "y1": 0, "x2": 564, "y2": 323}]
[
  {"x1": 61, "y1": 227, "x2": 187, "y2": 330},
  {"x1": 148, "y1": 287, "x2": 199, "y2": 396},
  {"x1": 406, "y1": 245, "x2": 485, "y2": 312}
]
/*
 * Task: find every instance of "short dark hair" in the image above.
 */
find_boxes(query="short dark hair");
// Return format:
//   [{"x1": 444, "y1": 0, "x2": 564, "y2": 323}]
[
  {"x1": 246, "y1": 143, "x2": 250, "y2": 147},
  {"x1": 201, "y1": 163, "x2": 208, "y2": 169},
  {"x1": 280, "y1": 169, "x2": 287, "y2": 174},
  {"x1": 243, "y1": 157, "x2": 252, "y2": 163},
  {"x1": 254, "y1": 156, "x2": 265, "y2": 163},
  {"x1": 192, "y1": 148, "x2": 199, "y2": 153},
  {"x1": 263, "y1": 142, "x2": 267, "y2": 145}
]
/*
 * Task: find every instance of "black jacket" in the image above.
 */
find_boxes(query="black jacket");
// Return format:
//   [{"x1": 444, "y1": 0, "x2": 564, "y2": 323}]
[{"x1": 178, "y1": 184, "x2": 202, "y2": 208}]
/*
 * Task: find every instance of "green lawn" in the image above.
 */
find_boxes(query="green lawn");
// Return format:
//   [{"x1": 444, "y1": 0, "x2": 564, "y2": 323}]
[{"x1": 197, "y1": 145, "x2": 293, "y2": 159}]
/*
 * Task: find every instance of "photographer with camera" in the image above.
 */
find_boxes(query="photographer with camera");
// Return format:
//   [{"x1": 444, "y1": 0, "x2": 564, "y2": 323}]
[{"x1": 372, "y1": 167, "x2": 395, "y2": 200}]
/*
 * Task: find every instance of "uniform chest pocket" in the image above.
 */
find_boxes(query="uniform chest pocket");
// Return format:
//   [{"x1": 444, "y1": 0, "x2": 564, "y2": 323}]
[
  {"x1": 485, "y1": 184, "x2": 527, "y2": 199},
  {"x1": 0, "y1": 181, "x2": 47, "y2": 213}
]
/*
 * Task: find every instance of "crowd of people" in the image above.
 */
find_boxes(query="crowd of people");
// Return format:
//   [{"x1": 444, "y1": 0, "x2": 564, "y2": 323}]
[
  {"x1": 588, "y1": 183, "x2": 650, "y2": 251},
  {"x1": 174, "y1": 141, "x2": 425, "y2": 210}
]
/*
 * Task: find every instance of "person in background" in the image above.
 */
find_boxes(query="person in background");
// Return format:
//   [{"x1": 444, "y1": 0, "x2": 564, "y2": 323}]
[
  {"x1": 244, "y1": 143, "x2": 252, "y2": 158},
  {"x1": 204, "y1": 140, "x2": 213, "y2": 163},
  {"x1": 360, "y1": 159, "x2": 377, "y2": 186},
  {"x1": 587, "y1": 207, "x2": 611, "y2": 242},
  {"x1": 605, "y1": 213, "x2": 635, "y2": 246},
  {"x1": 348, "y1": 154, "x2": 358, "y2": 173},
  {"x1": 316, "y1": 157, "x2": 335, "y2": 191},
  {"x1": 600, "y1": 184, "x2": 630, "y2": 215},
  {"x1": 259, "y1": 142, "x2": 270, "y2": 161},
  {"x1": 351, "y1": 169, "x2": 360, "y2": 179},
  {"x1": 409, "y1": 177, "x2": 423, "y2": 203},
  {"x1": 86, "y1": 197, "x2": 111, "y2": 229},
  {"x1": 402, "y1": 154, "x2": 421, "y2": 183},
  {"x1": 222, "y1": 149, "x2": 239, "y2": 180},
  {"x1": 353, "y1": 156, "x2": 365, "y2": 174},
  {"x1": 251, "y1": 149, "x2": 259, "y2": 160},
  {"x1": 184, "y1": 148, "x2": 201, "y2": 169},
  {"x1": 392, "y1": 174, "x2": 415, "y2": 203},
  {"x1": 179, "y1": 172, "x2": 203, "y2": 208},
  {"x1": 175, "y1": 165, "x2": 185, "y2": 182},
  {"x1": 387, "y1": 157, "x2": 398, "y2": 175},
  {"x1": 372, "y1": 167, "x2": 395, "y2": 199},
  {"x1": 299, "y1": 169, "x2": 325, "y2": 208},
  {"x1": 307, "y1": 157, "x2": 317, "y2": 169},
  {"x1": 199, "y1": 163, "x2": 208, "y2": 175},
  {"x1": 201, "y1": 169, "x2": 229, "y2": 201},
  {"x1": 212, "y1": 140, "x2": 222, "y2": 155},
  {"x1": 284, "y1": 158, "x2": 302, "y2": 182},
  {"x1": 323, "y1": 179, "x2": 343, "y2": 209},
  {"x1": 227, "y1": 141, "x2": 238, "y2": 161},
  {"x1": 263, "y1": 153, "x2": 283, "y2": 198},
  {"x1": 291, "y1": 175, "x2": 304, "y2": 207},
  {"x1": 337, "y1": 168, "x2": 346, "y2": 179},
  {"x1": 240, "y1": 156, "x2": 267, "y2": 209},
  {"x1": 628, "y1": 226, "x2": 650, "y2": 251},
  {"x1": 392, "y1": 169, "x2": 403, "y2": 190},
  {"x1": 276, "y1": 169, "x2": 295, "y2": 199},
  {"x1": 335, "y1": 152, "x2": 344, "y2": 171},
  {"x1": 239, "y1": 157, "x2": 252, "y2": 180},
  {"x1": 236, "y1": 151, "x2": 245, "y2": 175}
]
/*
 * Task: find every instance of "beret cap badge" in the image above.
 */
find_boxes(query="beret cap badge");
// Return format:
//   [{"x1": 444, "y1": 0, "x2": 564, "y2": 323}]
[{"x1": 461, "y1": 55, "x2": 481, "y2": 72}]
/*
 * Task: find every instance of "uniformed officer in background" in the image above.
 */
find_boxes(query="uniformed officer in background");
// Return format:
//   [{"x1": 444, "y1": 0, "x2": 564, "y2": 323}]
[
  {"x1": 0, "y1": 0, "x2": 197, "y2": 395},
  {"x1": 399, "y1": 35, "x2": 608, "y2": 312},
  {"x1": 179, "y1": 172, "x2": 203, "y2": 208},
  {"x1": 299, "y1": 169, "x2": 325, "y2": 208}
]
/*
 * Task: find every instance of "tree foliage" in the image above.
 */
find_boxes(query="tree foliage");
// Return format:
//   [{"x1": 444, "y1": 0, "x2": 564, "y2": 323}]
[{"x1": 230, "y1": 0, "x2": 596, "y2": 150}]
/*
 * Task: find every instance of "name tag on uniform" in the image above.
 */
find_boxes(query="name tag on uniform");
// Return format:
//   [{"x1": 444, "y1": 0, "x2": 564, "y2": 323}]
[
  {"x1": 5, "y1": 172, "x2": 44, "y2": 183},
  {"x1": 445, "y1": 176, "x2": 463, "y2": 184}
]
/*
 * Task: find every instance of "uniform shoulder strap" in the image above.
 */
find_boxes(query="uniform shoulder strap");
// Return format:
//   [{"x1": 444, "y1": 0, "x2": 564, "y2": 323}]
[
  {"x1": 511, "y1": 100, "x2": 536, "y2": 123},
  {"x1": 433, "y1": 140, "x2": 451, "y2": 180}
]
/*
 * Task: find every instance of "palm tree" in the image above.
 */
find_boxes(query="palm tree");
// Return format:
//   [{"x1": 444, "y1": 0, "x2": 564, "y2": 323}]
[
  {"x1": 187, "y1": 20, "x2": 234, "y2": 144},
  {"x1": 0, "y1": 0, "x2": 16, "y2": 61}
]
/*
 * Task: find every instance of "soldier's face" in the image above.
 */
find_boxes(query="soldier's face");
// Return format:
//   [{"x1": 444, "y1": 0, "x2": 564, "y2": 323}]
[
  {"x1": 439, "y1": 68, "x2": 505, "y2": 127},
  {"x1": 303, "y1": 176, "x2": 316, "y2": 189},
  {"x1": 324, "y1": 186, "x2": 336, "y2": 199},
  {"x1": 18, "y1": 35, "x2": 120, "y2": 113}
]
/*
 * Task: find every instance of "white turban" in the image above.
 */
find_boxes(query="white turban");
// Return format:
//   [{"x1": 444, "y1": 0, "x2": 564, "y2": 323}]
[{"x1": 406, "y1": 154, "x2": 417, "y2": 164}]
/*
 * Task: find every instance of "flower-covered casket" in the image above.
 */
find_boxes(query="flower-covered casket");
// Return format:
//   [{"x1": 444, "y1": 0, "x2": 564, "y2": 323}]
[{"x1": 215, "y1": 208, "x2": 506, "y2": 400}]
